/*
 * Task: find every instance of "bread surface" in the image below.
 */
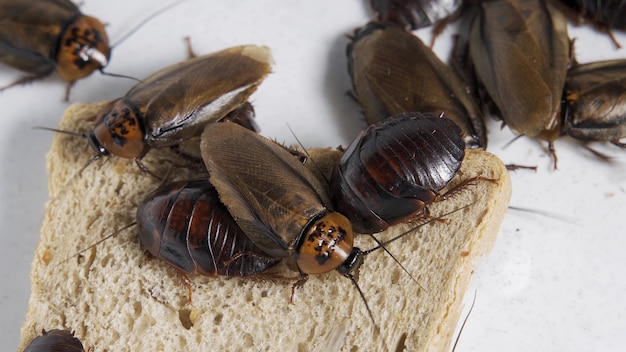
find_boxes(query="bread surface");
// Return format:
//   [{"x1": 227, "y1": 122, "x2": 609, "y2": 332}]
[{"x1": 19, "y1": 102, "x2": 511, "y2": 351}]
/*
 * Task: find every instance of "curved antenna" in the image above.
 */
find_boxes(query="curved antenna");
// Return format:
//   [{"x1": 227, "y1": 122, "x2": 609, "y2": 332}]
[
  {"x1": 61, "y1": 222, "x2": 137, "y2": 263},
  {"x1": 451, "y1": 290, "x2": 477, "y2": 352},
  {"x1": 99, "y1": 69, "x2": 142, "y2": 83},
  {"x1": 501, "y1": 134, "x2": 525, "y2": 150},
  {"x1": 111, "y1": 0, "x2": 189, "y2": 48}
]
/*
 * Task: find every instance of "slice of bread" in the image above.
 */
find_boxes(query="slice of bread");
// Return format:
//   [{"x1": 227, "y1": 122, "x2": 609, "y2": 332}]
[{"x1": 19, "y1": 102, "x2": 511, "y2": 351}]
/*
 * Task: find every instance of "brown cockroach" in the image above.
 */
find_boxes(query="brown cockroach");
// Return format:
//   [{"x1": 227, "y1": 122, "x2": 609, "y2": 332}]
[
  {"x1": 468, "y1": 0, "x2": 570, "y2": 164},
  {"x1": 330, "y1": 112, "x2": 488, "y2": 234},
  {"x1": 23, "y1": 329, "x2": 85, "y2": 352},
  {"x1": 137, "y1": 179, "x2": 281, "y2": 281},
  {"x1": 347, "y1": 21, "x2": 486, "y2": 148},
  {"x1": 0, "y1": 0, "x2": 182, "y2": 100},
  {"x1": 562, "y1": 59, "x2": 626, "y2": 147},
  {"x1": 43, "y1": 45, "x2": 272, "y2": 172}
]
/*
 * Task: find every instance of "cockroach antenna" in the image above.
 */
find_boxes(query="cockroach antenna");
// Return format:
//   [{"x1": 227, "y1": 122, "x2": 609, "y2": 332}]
[{"x1": 98, "y1": 1, "x2": 190, "y2": 81}]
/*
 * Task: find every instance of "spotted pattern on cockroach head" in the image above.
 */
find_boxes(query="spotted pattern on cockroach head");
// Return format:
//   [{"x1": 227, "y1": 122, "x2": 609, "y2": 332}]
[
  {"x1": 306, "y1": 220, "x2": 349, "y2": 266},
  {"x1": 65, "y1": 25, "x2": 107, "y2": 69}
]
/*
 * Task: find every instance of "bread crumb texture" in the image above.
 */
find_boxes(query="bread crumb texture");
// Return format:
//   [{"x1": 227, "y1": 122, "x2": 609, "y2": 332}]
[{"x1": 19, "y1": 102, "x2": 511, "y2": 351}]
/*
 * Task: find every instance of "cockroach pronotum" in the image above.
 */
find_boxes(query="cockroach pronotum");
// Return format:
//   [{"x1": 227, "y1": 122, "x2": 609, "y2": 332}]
[
  {"x1": 23, "y1": 329, "x2": 85, "y2": 352},
  {"x1": 368, "y1": 0, "x2": 463, "y2": 33},
  {"x1": 136, "y1": 179, "x2": 281, "y2": 297},
  {"x1": 43, "y1": 45, "x2": 272, "y2": 172},
  {"x1": 562, "y1": 59, "x2": 626, "y2": 148},
  {"x1": 347, "y1": 21, "x2": 486, "y2": 148},
  {"x1": 468, "y1": 0, "x2": 570, "y2": 165},
  {"x1": 330, "y1": 112, "x2": 488, "y2": 234}
]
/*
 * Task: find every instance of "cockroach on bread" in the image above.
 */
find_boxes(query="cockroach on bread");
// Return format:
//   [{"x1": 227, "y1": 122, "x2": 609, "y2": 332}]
[
  {"x1": 136, "y1": 179, "x2": 281, "y2": 298},
  {"x1": 23, "y1": 329, "x2": 85, "y2": 352},
  {"x1": 43, "y1": 45, "x2": 272, "y2": 173},
  {"x1": 347, "y1": 21, "x2": 486, "y2": 148},
  {"x1": 330, "y1": 112, "x2": 491, "y2": 234},
  {"x1": 0, "y1": 0, "x2": 182, "y2": 100}
]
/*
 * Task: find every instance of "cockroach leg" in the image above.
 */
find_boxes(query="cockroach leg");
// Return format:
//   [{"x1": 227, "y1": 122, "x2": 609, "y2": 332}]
[
  {"x1": 548, "y1": 142, "x2": 559, "y2": 170},
  {"x1": 183, "y1": 36, "x2": 197, "y2": 59},
  {"x1": 290, "y1": 273, "x2": 309, "y2": 304},
  {"x1": 134, "y1": 159, "x2": 162, "y2": 180},
  {"x1": 436, "y1": 177, "x2": 498, "y2": 202},
  {"x1": 506, "y1": 164, "x2": 538, "y2": 172},
  {"x1": 64, "y1": 81, "x2": 76, "y2": 102},
  {"x1": 176, "y1": 271, "x2": 194, "y2": 303}
]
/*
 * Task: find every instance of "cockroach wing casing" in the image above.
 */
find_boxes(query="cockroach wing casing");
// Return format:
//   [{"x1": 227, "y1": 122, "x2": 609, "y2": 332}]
[
  {"x1": 89, "y1": 45, "x2": 272, "y2": 159},
  {"x1": 201, "y1": 122, "x2": 354, "y2": 275},
  {"x1": 331, "y1": 113, "x2": 465, "y2": 234},
  {"x1": 23, "y1": 329, "x2": 85, "y2": 352},
  {"x1": 137, "y1": 180, "x2": 280, "y2": 276},
  {"x1": 0, "y1": 0, "x2": 110, "y2": 82},
  {"x1": 563, "y1": 59, "x2": 626, "y2": 143},
  {"x1": 369, "y1": 0, "x2": 462, "y2": 30},
  {"x1": 469, "y1": 0, "x2": 570, "y2": 141},
  {"x1": 348, "y1": 21, "x2": 486, "y2": 148}
]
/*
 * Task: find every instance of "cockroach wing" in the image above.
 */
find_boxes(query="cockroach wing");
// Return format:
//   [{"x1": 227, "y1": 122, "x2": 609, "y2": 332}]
[
  {"x1": 131, "y1": 45, "x2": 272, "y2": 147},
  {"x1": 564, "y1": 59, "x2": 626, "y2": 142},
  {"x1": 0, "y1": 0, "x2": 78, "y2": 74},
  {"x1": 469, "y1": 0, "x2": 569, "y2": 140},
  {"x1": 201, "y1": 122, "x2": 332, "y2": 258},
  {"x1": 348, "y1": 22, "x2": 486, "y2": 148}
]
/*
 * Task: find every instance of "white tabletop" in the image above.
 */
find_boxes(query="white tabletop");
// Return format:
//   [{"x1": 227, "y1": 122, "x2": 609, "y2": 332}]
[{"x1": 2, "y1": 1, "x2": 625, "y2": 351}]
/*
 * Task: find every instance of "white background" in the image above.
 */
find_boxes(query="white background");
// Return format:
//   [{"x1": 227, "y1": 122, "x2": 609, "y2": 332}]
[{"x1": 1, "y1": 1, "x2": 625, "y2": 351}]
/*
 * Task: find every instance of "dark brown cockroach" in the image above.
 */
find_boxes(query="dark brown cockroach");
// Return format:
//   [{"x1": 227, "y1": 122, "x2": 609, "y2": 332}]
[
  {"x1": 347, "y1": 21, "x2": 486, "y2": 148},
  {"x1": 45, "y1": 45, "x2": 271, "y2": 170},
  {"x1": 137, "y1": 179, "x2": 281, "y2": 281},
  {"x1": 0, "y1": 0, "x2": 182, "y2": 100},
  {"x1": 368, "y1": 0, "x2": 463, "y2": 31},
  {"x1": 562, "y1": 59, "x2": 626, "y2": 147},
  {"x1": 23, "y1": 329, "x2": 85, "y2": 352},
  {"x1": 468, "y1": 0, "x2": 570, "y2": 162},
  {"x1": 557, "y1": 0, "x2": 626, "y2": 47},
  {"x1": 330, "y1": 112, "x2": 480, "y2": 234}
]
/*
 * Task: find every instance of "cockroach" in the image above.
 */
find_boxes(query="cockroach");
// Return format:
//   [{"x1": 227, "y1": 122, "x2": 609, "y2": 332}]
[
  {"x1": 330, "y1": 112, "x2": 484, "y2": 234},
  {"x1": 347, "y1": 21, "x2": 486, "y2": 148},
  {"x1": 137, "y1": 179, "x2": 281, "y2": 280},
  {"x1": 45, "y1": 45, "x2": 272, "y2": 171},
  {"x1": 0, "y1": 0, "x2": 183, "y2": 100},
  {"x1": 562, "y1": 59, "x2": 626, "y2": 147},
  {"x1": 23, "y1": 329, "x2": 85, "y2": 352},
  {"x1": 468, "y1": 0, "x2": 570, "y2": 163},
  {"x1": 557, "y1": 0, "x2": 626, "y2": 47},
  {"x1": 200, "y1": 121, "x2": 476, "y2": 328},
  {"x1": 368, "y1": 0, "x2": 463, "y2": 32}
]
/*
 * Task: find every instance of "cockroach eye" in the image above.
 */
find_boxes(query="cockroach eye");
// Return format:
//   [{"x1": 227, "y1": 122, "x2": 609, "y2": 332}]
[{"x1": 296, "y1": 212, "x2": 354, "y2": 275}]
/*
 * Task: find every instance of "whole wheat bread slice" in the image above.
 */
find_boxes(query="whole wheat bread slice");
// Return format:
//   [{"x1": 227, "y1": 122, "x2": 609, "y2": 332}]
[{"x1": 19, "y1": 102, "x2": 511, "y2": 351}]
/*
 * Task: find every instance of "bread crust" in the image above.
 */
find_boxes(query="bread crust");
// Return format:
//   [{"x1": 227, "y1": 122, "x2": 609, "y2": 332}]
[{"x1": 19, "y1": 102, "x2": 511, "y2": 351}]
